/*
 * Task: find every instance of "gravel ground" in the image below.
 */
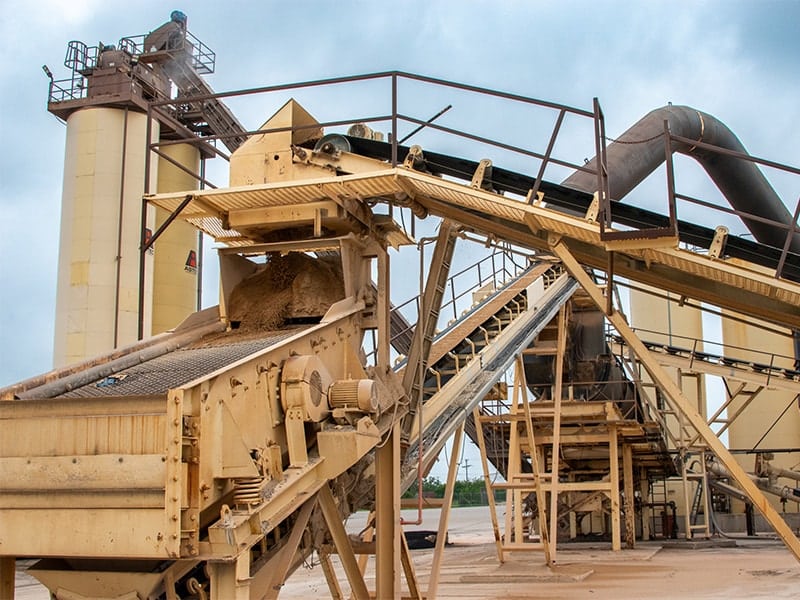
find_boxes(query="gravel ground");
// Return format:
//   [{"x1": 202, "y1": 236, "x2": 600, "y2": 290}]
[{"x1": 14, "y1": 505, "x2": 800, "y2": 599}]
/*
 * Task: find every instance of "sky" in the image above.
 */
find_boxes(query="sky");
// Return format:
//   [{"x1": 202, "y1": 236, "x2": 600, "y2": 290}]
[{"x1": 1, "y1": 0, "x2": 799, "y2": 479}]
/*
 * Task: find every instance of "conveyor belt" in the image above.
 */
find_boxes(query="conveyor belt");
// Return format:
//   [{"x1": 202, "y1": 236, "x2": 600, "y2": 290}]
[
  {"x1": 401, "y1": 270, "x2": 578, "y2": 489},
  {"x1": 59, "y1": 327, "x2": 307, "y2": 398},
  {"x1": 339, "y1": 136, "x2": 800, "y2": 283}
]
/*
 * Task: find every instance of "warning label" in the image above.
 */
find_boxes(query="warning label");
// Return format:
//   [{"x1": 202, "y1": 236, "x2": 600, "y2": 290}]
[{"x1": 185, "y1": 250, "x2": 198, "y2": 273}]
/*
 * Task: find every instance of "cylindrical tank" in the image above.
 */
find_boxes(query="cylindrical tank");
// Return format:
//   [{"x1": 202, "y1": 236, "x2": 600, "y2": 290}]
[
  {"x1": 723, "y1": 312, "x2": 800, "y2": 512},
  {"x1": 53, "y1": 107, "x2": 158, "y2": 368},
  {"x1": 152, "y1": 143, "x2": 200, "y2": 335},
  {"x1": 629, "y1": 285, "x2": 707, "y2": 430},
  {"x1": 629, "y1": 285, "x2": 706, "y2": 523}
]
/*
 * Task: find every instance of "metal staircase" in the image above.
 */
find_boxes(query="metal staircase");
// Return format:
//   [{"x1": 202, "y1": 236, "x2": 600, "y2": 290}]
[{"x1": 158, "y1": 57, "x2": 248, "y2": 152}]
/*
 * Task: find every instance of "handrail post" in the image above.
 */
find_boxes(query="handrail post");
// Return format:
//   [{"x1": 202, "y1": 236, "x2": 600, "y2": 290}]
[
  {"x1": 663, "y1": 120, "x2": 678, "y2": 236},
  {"x1": 529, "y1": 108, "x2": 565, "y2": 204},
  {"x1": 775, "y1": 194, "x2": 800, "y2": 279},
  {"x1": 391, "y1": 72, "x2": 398, "y2": 167}
]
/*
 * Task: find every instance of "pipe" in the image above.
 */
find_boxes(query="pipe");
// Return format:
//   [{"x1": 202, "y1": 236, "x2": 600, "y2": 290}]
[
  {"x1": 113, "y1": 105, "x2": 129, "y2": 348},
  {"x1": 562, "y1": 105, "x2": 800, "y2": 253},
  {"x1": 708, "y1": 459, "x2": 800, "y2": 504}
]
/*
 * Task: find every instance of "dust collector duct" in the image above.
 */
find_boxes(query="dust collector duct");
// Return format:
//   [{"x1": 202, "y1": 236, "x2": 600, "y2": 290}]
[{"x1": 561, "y1": 105, "x2": 800, "y2": 253}]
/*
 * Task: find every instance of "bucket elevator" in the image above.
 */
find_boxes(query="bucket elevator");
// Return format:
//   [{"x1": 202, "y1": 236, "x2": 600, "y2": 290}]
[{"x1": 4, "y1": 13, "x2": 800, "y2": 600}]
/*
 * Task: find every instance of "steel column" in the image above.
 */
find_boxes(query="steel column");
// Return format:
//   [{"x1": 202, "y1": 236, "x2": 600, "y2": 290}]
[
  {"x1": 318, "y1": 484, "x2": 370, "y2": 600},
  {"x1": 263, "y1": 495, "x2": 317, "y2": 600},
  {"x1": 428, "y1": 423, "x2": 464, "y2": 599},
  {"x1": 377, "y1": 248, "x2": 391, "y2": 371},
  {"x1": 623, "y1": 443, "x2": 635, "y2": 548},
  {"x1": 375, "y1": 424, "x2": 401, "y2": 598},
  {"x1": 609, "y1": 424, "x2": 621, "y2": 551},
  {"x1": 0, "y1": 557, "x2": 14, "y2": 600},
  {"x1": 518, "y1": 357, "x2": 552, "y2": 564},
  {"x1": 208, "y1": 553, "x2": 250, "y2": 600},
  {"x1": 548, "y1": 305, "x2": 568, "y2": 561},
  {"x1": 473, "y1": 406, "x2": 506, "y2": 563}
]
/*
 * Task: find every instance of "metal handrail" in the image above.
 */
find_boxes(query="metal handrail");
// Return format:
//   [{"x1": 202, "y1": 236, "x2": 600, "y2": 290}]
[
  {"x1": 143, "y1": 70, "x2": 601, "y2": 191},
  {"x1": 663, "y1": 132, "x2": 800, "y2": 279},
  {"x1": 366, "y1": 248, "x2": 528, "y2": 364},
  {"x1": 138, "y1": 70, "x2": 604, "y2": 338},
  {"x1": 620, "y1": 326, "x2": 797, "y2": 374}
]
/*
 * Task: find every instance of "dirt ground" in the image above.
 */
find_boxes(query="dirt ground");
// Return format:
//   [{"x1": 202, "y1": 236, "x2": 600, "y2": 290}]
[
  {"x1": 14, "y1": 506, "x2": 800, "y2": 599},
  {"x1": 283, "y1": 506, "x2": 800, "y2": 599}
]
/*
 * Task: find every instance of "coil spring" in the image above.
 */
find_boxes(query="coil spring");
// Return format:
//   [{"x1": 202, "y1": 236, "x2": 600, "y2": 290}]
[{"x1": 233, "y1": 477, "x2": 265, "y2": 507}]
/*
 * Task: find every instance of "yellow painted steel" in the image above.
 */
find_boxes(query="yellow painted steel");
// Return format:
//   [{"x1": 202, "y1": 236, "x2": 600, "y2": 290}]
[
  {"x1": 152, "y1": 143, "x2": 200, "y2": 335},
  {"x1": 552, "y1": 239, "x2": 800, "y2": 562},
  {"x1": 229, "y1": 99, "x2": 323, "y2": 187},
  {"x1": 722, "y1": 313, "x2": 800, "y2": 511},
  {"x1": 629, "y1": 285, "x2": 707, "y2": 459},
  {"x1": 53, "y1": 107, "x2": 157, "y2": 368}
]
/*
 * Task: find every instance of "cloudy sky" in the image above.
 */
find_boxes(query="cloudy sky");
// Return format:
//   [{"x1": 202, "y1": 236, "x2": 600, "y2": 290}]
[{"x1": 1, "y1": 2, "x2": 799, "y2": 480}]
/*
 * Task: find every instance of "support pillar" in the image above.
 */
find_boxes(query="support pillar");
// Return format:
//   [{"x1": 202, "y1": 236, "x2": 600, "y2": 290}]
[
  {"x1": 623, "y1": 443, "x2": 635, "y2": 548},
  {"x1": 518, "y1": 358, "x2": 552, "y2": 564},
  {"x1": 319, "y1": 550, "x2": 344, "y2": 600},
  {"x1": 681, "y1": 450, "x2": 694, "y2": 540},
  {"x1": 264, "y1": 495, "x2": 317, "y2": 600},
  {"x1": 639, "y1": 468, "x2": 652, "y2": 541},
  {"x1": 376, "y1": 249, "x2": 391, "y2": 372},
  {"x1": 473, "y1": 406, "x2": 506, "y2": 563},
  {"x1": 208, "y1": 553, "x2": 250, "y2": 600},
  {"x1": 428, "y1": 423, "x2": 464, "y2": 599},
  {"x1": 609, "y1": 424, "x2": 621, "y2": 551},
  {"x1": 548, "y1": 305, "x2": 567, "y2": 561},
  {"x1": 1, "y1": 557, "x2": 14, "y2": 600},
  {"x1": 376, "y1": 424, "x2": 401, "y2": 598},
  {"x1": 318, "y1": 485, "x2": 369, "y2": 600},
  {"x1": 400, "y1": 534, "x2": 423, "y2": 600}
]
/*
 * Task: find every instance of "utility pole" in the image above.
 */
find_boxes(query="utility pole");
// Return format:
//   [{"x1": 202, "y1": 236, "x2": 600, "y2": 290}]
[{"x1": 463, "y1": 458, "x2": 471, "y2": 482}]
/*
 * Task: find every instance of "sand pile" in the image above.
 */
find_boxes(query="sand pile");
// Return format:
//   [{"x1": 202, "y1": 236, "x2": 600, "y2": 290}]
[{"x1": 227, "y1": 253, "x2": 345, "y2": 330}]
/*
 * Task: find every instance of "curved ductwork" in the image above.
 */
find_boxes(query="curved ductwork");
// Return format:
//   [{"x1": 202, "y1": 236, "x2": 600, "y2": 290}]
[{"x1": 562, "y1": 105, "x2": 799, "y2": 253}]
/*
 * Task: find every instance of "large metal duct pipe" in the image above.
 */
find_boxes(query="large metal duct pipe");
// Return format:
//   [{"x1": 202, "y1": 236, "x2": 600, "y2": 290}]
[{"x1": 562, "y1": 105, "x2": 799, "y2": 253}]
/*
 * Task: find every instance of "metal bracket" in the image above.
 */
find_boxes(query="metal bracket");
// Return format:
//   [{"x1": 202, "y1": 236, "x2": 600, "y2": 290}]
[
  {"x1": 525, "y1": 188, "x2": 545, "y2": 206},
  {"x1": 403, "y1": 145, "x2": 425, "y2": 170},
  {"x1": 709, "y1": 225, "x2": 729, "y2": 259},
  {"x1": 471, "y1": 159, "x2": 493, "y2": 191},
  {"x1": 585, "y1": 193, "x2": 600, "y2": 223}
]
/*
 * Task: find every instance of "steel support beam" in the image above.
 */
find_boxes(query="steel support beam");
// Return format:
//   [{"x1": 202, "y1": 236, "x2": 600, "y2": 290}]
[
  {"x1": 550, "y1": 237, "x2": 800, "y2": 562},
  {"x1": 209, "y1": 553, "x2": 250, "y2": 600},
  {"x1": 473, "y1": 406, "x2": 506, "y2": 563},
  {"x1": 319, "y1": 550, "x2": 344, "y2": 600},
  {"x1": 0, "y1": 557, "x2": 14, "y2": 600},
  {"x1": 401, "y1": 220, "x2": 459, "y2": 440},
  {"x1": 609, "y1": 424, "x2": 621, "y2": 551},
  {"x1": 428, "y1": 423, "x2": 464, "y2": 599},
  {"x1": 377, "y1": 248, "x2": 391, "y2": 371},
  {"x1": 375, "y1": 424, "x2": 401, "y2": 598},
  {"x1": 318, "y1": 484, "x2": 370, "y2": 600},
  {"x1": 518, "y1": 357, "x2": 552, "y2": 564},
  {"x1": 548, "y1": 305, "x2": 567, "y2": 561},
  {"x1": 623, "y1": 443, "x2": 636, "y2": 549},
  {"x1": 400, "y1": 533, "x2": 423, "y2": 600},
  {"x1": 263, "y1": 494, "x2": 317, "y2": 600}
]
